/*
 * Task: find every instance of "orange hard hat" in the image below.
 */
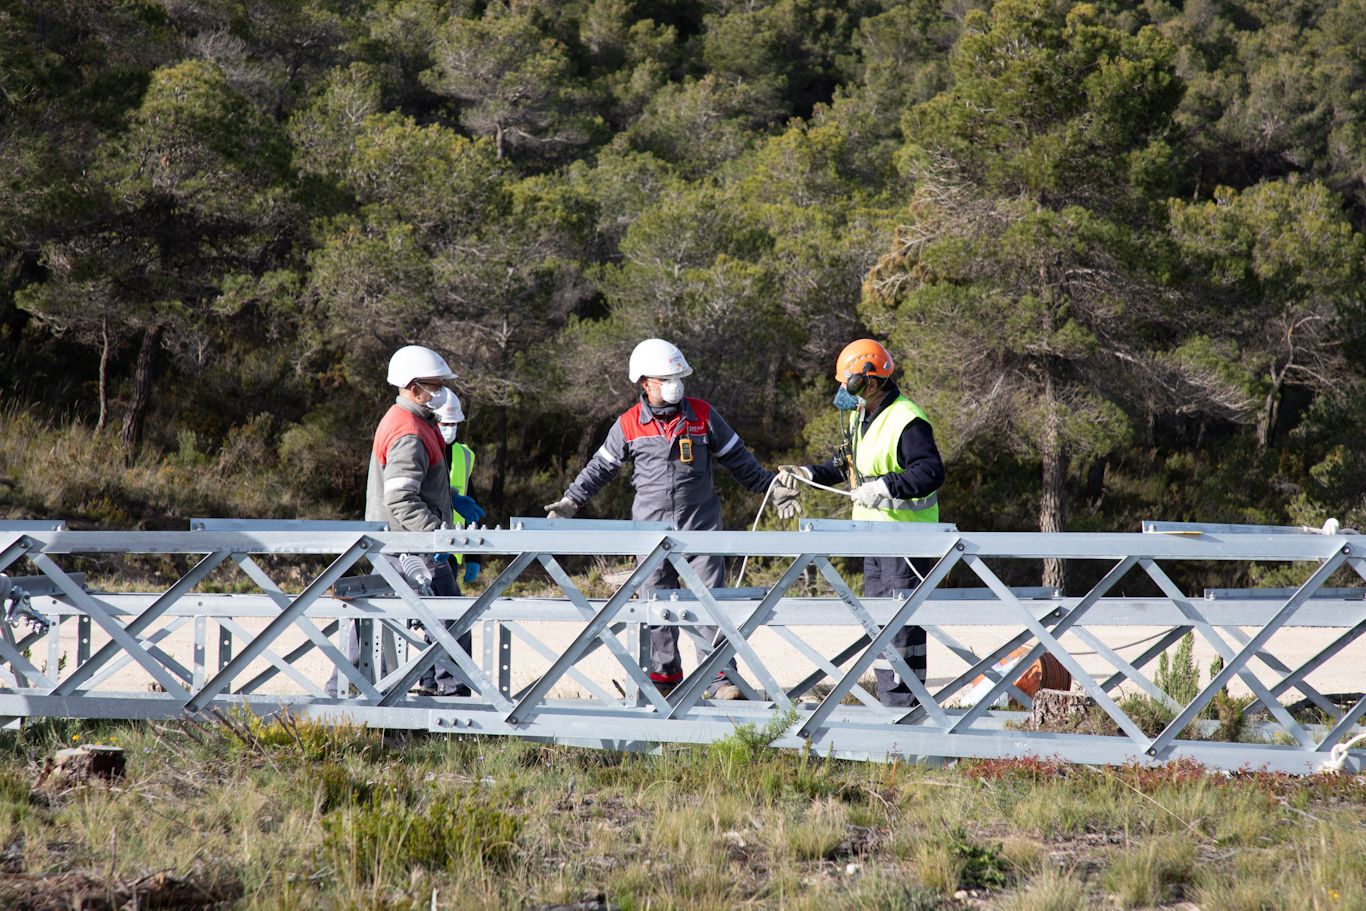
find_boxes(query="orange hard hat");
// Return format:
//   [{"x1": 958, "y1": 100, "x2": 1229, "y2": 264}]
[{"x1": 834, "y1": 339, "x2": 894, "y2": 384}]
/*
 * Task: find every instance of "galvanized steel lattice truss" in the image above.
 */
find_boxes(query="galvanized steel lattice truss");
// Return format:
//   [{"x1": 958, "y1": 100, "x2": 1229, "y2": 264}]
[{"x1": 1, "y1": 518, "x2": 1363, "y2": 774}]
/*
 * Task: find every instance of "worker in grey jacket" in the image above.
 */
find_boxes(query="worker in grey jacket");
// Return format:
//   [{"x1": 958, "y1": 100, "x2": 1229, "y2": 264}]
[
  {"x1": 545, "y1": 339, "x2": 799, "y2": 699},
  {"x1": 331, "y1": 345, "x2": 467, "y2": 697}
]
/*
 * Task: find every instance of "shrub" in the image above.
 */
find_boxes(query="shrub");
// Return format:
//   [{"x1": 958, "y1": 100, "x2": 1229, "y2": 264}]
[{"x1": 323, "y1": 791, "x2": 521, "y2": 881}]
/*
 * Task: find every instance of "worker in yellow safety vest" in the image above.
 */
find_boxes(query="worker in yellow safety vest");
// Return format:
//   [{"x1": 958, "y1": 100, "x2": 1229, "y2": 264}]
[{"x1": 774, "y1": 339, "x2": 945, "y2": 707}]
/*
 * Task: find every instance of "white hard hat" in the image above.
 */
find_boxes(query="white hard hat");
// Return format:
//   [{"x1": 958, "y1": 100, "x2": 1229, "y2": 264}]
[
  {"x1": 432, "y1": 393, "x2": 465, "y2": 424},
  {"x1": 387, "y1": 345, "x2": 457, "y2": 388},
  {"x1": 628, "y1": 338, "x2": 692, "y2": 383}
]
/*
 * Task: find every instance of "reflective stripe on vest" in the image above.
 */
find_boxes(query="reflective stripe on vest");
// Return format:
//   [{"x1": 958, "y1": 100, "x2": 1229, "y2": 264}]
[
  {"x1": 447, "y1": 443, "x2": 475, "y2": 564},
  {"x1": 850, "y1": 395, "x2": 941, "y2": 523}
]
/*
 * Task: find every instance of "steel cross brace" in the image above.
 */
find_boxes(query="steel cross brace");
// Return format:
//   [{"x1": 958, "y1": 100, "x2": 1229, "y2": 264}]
[
  {"x1": 30, "y1": 554, "x2": 192, "y2": 700},
  {"x1": 798, "y1": 541, "x2": 964, "y2": 739},
  {"x1": 232, "y1": 555, "x2": 382, "y2": 701},
  {"x1": 1140, "y1": 556, "x2": 1337, "y2": 753},
  {"x1": 664, "y1": 553, "x2": 814, "y2": 715},
  {"x1": 946, "y1": 556, "x2": 1145, "y2": 740},
  {"x1": 367, "y1": 553, "x2": 511, "y2": 711},
  {"x1": 770, "y1": 627, "x2": 890, "y2": 713},
  {"x1": 507, "y1": 538, "x2": 676, "y2": 724},
  {"x1": 1249, "y1": 618, "x2": 1366, "y2": 720},
  {"x1": 667, "y1": 553, "x2": 795, "y2": 714},
  {"x1": 1098, "y1": 626, "x2": 1192, "y2": 696},
  {"x1": 55, "y1": 550, "x2": 231, "y2": 696},
  {"x1": 535, "y1": 554, "x2": 674, "y2": 707},
  {"x1": 901, "y1": 621, "x2": 1066, "y2": 725},
  {"x1": 959, "y1": 555, "x2": 1154, "y2": 745},
  {"x1": 812, "y1": 556, "x2": 950, "y2": 726},
  {"x1": 186, "y1": 539, "x2": 369, "y2": 712},
  {"x1": 235, "y1": 620, "x2": 341, "y2": 694},
  {"x1": 499, "y1": 621, "x2": 622, "y2": 705},
  {"x1": 374, "y1": 550, "x2": 539, "y2": 707}
]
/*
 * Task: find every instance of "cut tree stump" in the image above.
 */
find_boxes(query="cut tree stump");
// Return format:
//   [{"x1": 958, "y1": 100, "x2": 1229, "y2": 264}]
[
  {"x1": 36, "y1": 745, "x2": 126, "y2": 790},
  {"x1": 1028, "y1": 689, "x2": 1094, "y2": 731}
]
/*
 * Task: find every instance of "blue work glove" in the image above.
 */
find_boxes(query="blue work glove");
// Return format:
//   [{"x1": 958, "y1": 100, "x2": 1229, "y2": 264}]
[
  {"x1": 463, "y1": 561, "x2": 481, "y2": 584},
  {"x1": 451, "y1": 493, "x2": 486, "y2": 525}
]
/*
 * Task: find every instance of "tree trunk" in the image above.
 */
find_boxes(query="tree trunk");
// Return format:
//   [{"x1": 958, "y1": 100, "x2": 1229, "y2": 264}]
[
  {"x1": 1257, "y1": 371, "x2": 1284, "y2": 451},
  {"x1": 1040, "y1": 369, "x2": 1067, "y2": 592},
  {"x1": 119, "y1": 325, "x2": 162, "y2": 452},
  {"x1": 96, "y1": 317, "x2": 110, "y2": 432}
]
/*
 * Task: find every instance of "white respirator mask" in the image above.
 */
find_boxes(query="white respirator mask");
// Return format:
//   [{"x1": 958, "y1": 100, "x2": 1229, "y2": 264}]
[
  {"x1": 439, "y1": 424, "x2": 459, "y2": 444},
  {"x1": 659, "y1": 378, "x2": 685, "y2": 404},
  {"x1": 423, "y1": 385, "x2": 450, "y2": 412}
]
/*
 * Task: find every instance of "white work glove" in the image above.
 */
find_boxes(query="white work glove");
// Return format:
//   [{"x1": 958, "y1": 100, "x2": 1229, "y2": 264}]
[
  {"x1": 544, "y1": 496, "x2": 580, "y2": 519},
  {"x1": 851, "y1": 478, "x2": 893, "y2": 510},
  {"x1": 771, "y1": 483, "x2": 802, "y2": 520},
  {"x1": 775, "y1": 465, "x2": 813, "y2": 491}
]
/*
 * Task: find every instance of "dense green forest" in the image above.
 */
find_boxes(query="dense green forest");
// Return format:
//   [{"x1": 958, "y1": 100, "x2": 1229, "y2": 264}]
[{"x1": 3, "y1": 0, "x2": 1365, "y2": 564}]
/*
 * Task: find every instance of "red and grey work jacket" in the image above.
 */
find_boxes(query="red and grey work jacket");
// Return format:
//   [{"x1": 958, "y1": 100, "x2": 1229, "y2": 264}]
[{"x1": 565, "y1": 397, "x2": 775, "y2": 530}]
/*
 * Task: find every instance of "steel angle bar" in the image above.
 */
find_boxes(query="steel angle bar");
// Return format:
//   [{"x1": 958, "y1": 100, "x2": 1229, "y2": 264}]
[
  {"x1": 500, "y1": 622, "x2": 621, "y2": 705},
  {"x1": 233, "y1": 555, "x2": 381, "y2": 701},
  {"x1": 1220, "y1": 626, "x2": 1338, "y2": 717},
  {"x1": 787, "y1": 634, "x2": 869, "y2": 699},
  {"x1": 236, "y1": 620, "x2": 341, "y2": 694},
  {"x1": 0, "y1": 534, "x2": 31, "y2": 574},
  {"x1": 535, "y1": 555, "x2": 664, "y2": 706},
  {"x1": 950, "y1": 555, "x2": 1148, "y2": 743},
  {"x1": 811, "y1": 556, "x2": 948, "y2": 725},
  {"x1": 921, "y1": 624, "x2": 1041, "y2": 706},
  {"x1": 0, "y1": 626, "x2": 52, "y2": 689},
  {"x1": 799, "y1": 542, "x2": 963, "y2": 739},
  {"x1": 1140, "y1": 557, "x2": 1330, "y2": 752},
  {"x1": 668, "y1": 555, "x2": 815, "y2": 717},
  {"x1": 1098, "y1": 627, "x2": 1191, "y2": 694},
  {"x1": 82, "y1": 616, "x2": 193, "y2": 691},
  {"x1": 186, "y1": 538, "x2": 369, "y2": 711},
  {"x1": 667, "y1": 554, "x2": 793, "y2": 712},
  {"x1": 30, "y1": 554, "x2": 191, "y2": 699},
  {"x1": 1253, "y1": 619, "x2": 1366, "y2": 719},
  {"x1": 367, "y1": 556, "x2": 509, "y2": 710},
  {"x1": 507, "y1": 539, "x2": 676, "y2": 724},
  {"x1": 56, "y1": 550, "x2": 230, "y2": 695},
  {"x1": 1316, "y1": 693, "x2": 1366, "y2": 756},
  {"x1": 770, "y1": 626, "x2": 890, "y2": 713},
  {"x1": 1066, "y1": 626, "x2": 1177, "y2": 710},
  {"x1": 904, "y1": 625, "x2": 1060, "y2": 725},
  {"x1": 377, "y1": 551, "x2": 539, "y2": 707},
  {"x1": 216, "y1": 618, "x2": 327, "y2": 698}
]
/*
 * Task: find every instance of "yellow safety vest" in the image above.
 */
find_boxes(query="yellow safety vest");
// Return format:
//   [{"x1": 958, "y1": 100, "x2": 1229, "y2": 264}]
[
  {"x1": 447, "y1": 443, "x2": 475, "y2": 564},
  {"x1": 850, "y1": 395, "x2": 941, "y2": 523}
]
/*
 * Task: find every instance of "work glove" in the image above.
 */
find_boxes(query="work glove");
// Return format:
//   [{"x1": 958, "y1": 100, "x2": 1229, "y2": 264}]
[
  {"x1": 775, "y1": 465, "x2": 813, "y2": 491},
  {"x1": 851, "y1": 478, "x2": 893, "y2": 510},
  {"x1": 398, "y1": 553, "x2": 435, "y2": 595},
  {"x1": 463, "y1": 561, "x2": 481, "y2": 584},
  {"x1": 451, "y1": 493, "x2": 486, "y2": 526},
  {"x1": 771, "y1": 483, "x2": 802, "y2": 520},
  {"x1": 544, "y1": 495, "x2": 580, "y2": 519}
]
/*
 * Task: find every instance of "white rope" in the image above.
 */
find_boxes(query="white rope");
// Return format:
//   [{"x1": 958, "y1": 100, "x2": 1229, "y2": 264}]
[{"x1": 1321, "y1": 730, "x2": 1366, "y2": 774}]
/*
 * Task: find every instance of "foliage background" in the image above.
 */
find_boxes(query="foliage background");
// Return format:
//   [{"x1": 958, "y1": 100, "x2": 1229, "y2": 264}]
[{"x1": 3, "y1": 0, "x2": 1365, "y2": 586}]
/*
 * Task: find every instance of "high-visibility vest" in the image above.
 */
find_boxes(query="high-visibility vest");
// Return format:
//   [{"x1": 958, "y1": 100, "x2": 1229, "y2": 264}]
[
  {"x1": 447, "y1": 443, "x2": 475, "y2": 565},
  {"x1": 850, "y1": 395, "x2": 941, "y2": 523}
]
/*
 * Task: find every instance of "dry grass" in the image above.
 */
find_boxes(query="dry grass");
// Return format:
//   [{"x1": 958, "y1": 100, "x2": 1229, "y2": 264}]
[{"x1": 0, "y1": 715, "x2": 1363, "y2": 910}]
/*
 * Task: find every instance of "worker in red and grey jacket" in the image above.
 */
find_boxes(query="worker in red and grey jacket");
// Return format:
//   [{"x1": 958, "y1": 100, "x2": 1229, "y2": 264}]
[
  {"x1": 331, "y1": 345, "x2": 470, "y2": 698},
  {"x1": 544, "y1": 339, "x2": 800, "y2": 700}
]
